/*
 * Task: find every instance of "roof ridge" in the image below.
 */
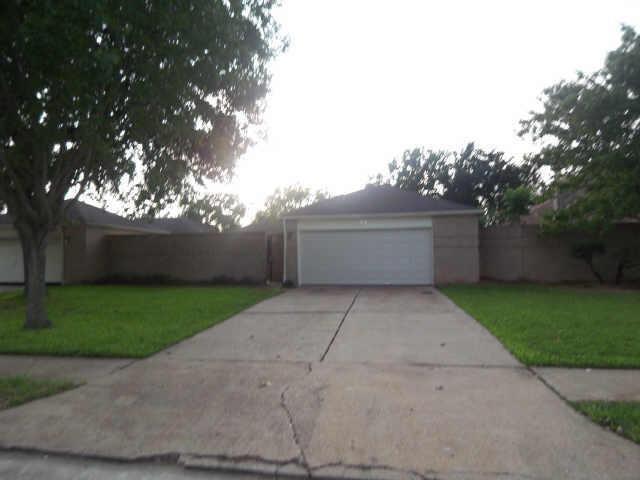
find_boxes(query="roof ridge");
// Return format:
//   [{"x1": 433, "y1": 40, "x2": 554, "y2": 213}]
[{"x1": 283, "y1": 185, "x2": 478, "y2": 218}]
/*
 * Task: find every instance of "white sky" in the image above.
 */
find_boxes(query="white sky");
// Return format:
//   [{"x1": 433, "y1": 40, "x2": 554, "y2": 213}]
[{"x1": 216, "y1": 0, "x2": 640, "y2": 223}]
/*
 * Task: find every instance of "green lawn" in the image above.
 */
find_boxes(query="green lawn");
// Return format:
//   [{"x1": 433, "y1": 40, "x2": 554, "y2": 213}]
[
  {"x1": 0, "y1": 285, "x2": 278, "y2": 357},
  {"x1": 0, "y1": 376, "x2": 76, "y2": 410},
  {"x1": 573, "y1": 401, "x2": 640, "y2": 444},
  {"x1": 441, "y1": 283, "x2": 640, "y2": 368}
]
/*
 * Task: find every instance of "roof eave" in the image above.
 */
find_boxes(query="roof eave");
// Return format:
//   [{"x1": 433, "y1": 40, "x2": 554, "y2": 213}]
[
  {"x1": 282, "y1": 209, "x2": 482, "y2": 220},
  {"x1": 84, "y1": 222, "x2": 171, "y2": 234}
]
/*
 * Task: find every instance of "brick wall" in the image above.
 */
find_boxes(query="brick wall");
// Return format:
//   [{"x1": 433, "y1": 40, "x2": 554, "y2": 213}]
[
  {"x1": 106, "y1": 232, "x2": 267, "y2": 283},
  {"x1": 63, "y1": 225, "x2": 157, "y2": 284},
  {"x1": 480, "y1": 223, "x2": 640, "y2": 283},
  {"x1": 283, "y1": 220, "x2": 298, "y2": 284},
  {"x1": 432, "y1": 215, "x2": 480, "y2": 284}
]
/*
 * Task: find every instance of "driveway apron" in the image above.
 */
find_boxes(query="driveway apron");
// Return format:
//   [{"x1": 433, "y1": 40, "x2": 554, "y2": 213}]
[{"x1": 0, "y1": 286, "x2": 638, "y2": 480}]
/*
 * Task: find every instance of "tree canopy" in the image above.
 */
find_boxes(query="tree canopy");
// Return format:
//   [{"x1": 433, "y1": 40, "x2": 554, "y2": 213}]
[
  {"x1": 520, "y1": 25, "x2": 640, "y2": 233},
  {"x1": 0, "y1": 0, "x2": 283, "y2": 328},
  {"x1": 498, "y1": 186, "x2": 536, "y2": 223},
  {"x1": 180, "y1": 193, "x2": 245, "y2": 232},
  {"x1": 254, "y1": 185, "x2": 329, "y2": 222},
  {"x1": 375, "y1": 143, "x2": 538, "y2": 224}
]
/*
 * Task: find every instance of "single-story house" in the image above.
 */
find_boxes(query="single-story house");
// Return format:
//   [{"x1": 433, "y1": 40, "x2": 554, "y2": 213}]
[
  {"x1": 281, "y1": 185, "x2": 481, "y2": 286},
  {"x1": 0, "y1": 202, "x2": 169, "y2": 284}
]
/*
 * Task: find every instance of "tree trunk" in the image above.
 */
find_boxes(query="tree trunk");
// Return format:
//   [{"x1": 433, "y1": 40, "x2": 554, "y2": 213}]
[
  {"x1": 21, "y1": 231, "x2": 51, "y2": 329},
  {"x1": 615, "y1": 260, "x2": 625, "y2": 285},
  {"x1": 586, "y1": 259, "x2": 605, "y2": 284}
]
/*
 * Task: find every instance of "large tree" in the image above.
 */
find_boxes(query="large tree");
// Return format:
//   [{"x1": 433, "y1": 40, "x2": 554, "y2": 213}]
[
  {"x1": 520, "y1": 25, "x2": 640, "y2": 233},
  {"x1": 254, "y1": 185, "x2": 329, "y2": 222},
  {"x1": 0, "y1": 1, "x2": 283, "y2": 328},
  {"x1": 376, "y1": 143, "x2": 538, "y2": 223}
]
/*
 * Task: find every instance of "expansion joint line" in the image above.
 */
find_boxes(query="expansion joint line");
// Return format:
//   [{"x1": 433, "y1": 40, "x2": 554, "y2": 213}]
[{"x1": 319, "y1": 289, "x2": 360, "y2": 362}]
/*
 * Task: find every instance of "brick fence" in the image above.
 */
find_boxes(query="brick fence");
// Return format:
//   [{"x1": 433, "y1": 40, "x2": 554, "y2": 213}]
[
  {"x1": 106, "y1": 232, "x2": 267, "y2": 283},
  {"x1": 480, "y1": 223, "x2": 640, "y2": 283},
  {"x1": 62, "y1": 223, "x2": 638, "y2": 286}
]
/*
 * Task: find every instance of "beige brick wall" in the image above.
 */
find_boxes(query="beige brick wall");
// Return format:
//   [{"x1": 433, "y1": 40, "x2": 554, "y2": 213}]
[
  {"x1": 63, "y1": 226, "x2": 152, "y2": 284},
  {"x1": 62, "y1": 225, "x2": 87, "y2": 284},
  {"x1": 283, "y1": 220, "x2": 298, "y2": 284},
  {"x1": 107, "y1": 232, "x2": 267, "y2": 283},
  {"x1": 432, "y1": 215, "x2": 480, "y2": 284},
  {"x1": 480, "y1": 223, "x2": 640, "y2": 283}
]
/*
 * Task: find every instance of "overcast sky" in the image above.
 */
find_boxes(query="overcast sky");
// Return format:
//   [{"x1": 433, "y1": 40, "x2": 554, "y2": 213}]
[{"x1": 214, "y1": 0, "x2": 640, "y2": 222}]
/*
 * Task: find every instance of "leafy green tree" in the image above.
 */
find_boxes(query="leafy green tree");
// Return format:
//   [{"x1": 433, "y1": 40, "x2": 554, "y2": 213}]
[
  {"x1": 373, "y1": 148, "x2": 449, "y2": 195},
  {"x1": 520, "y1": 25, "x2": 640, "y2": 233},
  {"x1": 499, "y1": 186, "x2": 535, "y2": 223},
  {"x1": 376, "y1": 143, "x2": 538, "y2": 224},
  {"x1": 254, "y1": 185, "x2": 330, "y2": 222},
  {"x1": 180, "y1": 193, "x2": 246, "y2": 232},
  {"x1": 0, "y1": 1, "x2": 283, "y2": 328}
]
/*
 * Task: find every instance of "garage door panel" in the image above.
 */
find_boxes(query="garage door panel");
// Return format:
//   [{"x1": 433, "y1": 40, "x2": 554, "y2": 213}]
[
  {"x1": 0, "y1": 237, "x2": 63, "y2": 283},
  {"x1": 0, "y1": 240, "x2": 22, "y2": 283},
  {"x1": 299, "y1": 229, "x2": 432, "y2": 285}
]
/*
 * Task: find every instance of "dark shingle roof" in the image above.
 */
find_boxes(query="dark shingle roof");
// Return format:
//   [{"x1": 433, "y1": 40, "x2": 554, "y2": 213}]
[
  {"x1": 137, "y1": 217, "x2": 212, "y2": 233},
  {"x1": 242, "y1": 219, "x2": 281, "y2": 234},
  {"x1": 0, "y1": 201, "x2": 167, "y2": 233},
  {"x1": 283, "y1": 185, "x2": 479, "y2": 218},
  {"x1": 65, "y1": 202, "x2": 165, "y2": 232}
]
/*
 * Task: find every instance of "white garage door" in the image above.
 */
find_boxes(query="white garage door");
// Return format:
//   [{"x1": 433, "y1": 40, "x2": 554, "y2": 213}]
[
  {"x1": 299, "y1": 228, "x2": 433, "y2": 285},
  {"x1": 0, "y1": 235, "x2": 63, "y2": 283}
]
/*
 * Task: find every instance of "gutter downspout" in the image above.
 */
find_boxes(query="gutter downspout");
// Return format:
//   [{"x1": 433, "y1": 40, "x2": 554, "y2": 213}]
[{"x1": 282, "y1": 218, "x2": 287, "y2": 284}]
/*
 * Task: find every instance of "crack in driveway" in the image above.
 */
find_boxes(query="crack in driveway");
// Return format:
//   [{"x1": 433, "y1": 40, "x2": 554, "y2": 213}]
[{"x1": 280, "y1": 385, "x2": 311, "y2": 477}]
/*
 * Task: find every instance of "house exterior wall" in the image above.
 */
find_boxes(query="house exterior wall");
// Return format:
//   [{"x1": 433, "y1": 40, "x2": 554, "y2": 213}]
[
  {"x1": 283, "y1": 220, "x2": 298, "y2": 285},
  {"x1": 480, "y1": 223, "x2": 640, "y2": 283},
  {"x1": 432, "y1": 215, "x2": 480, "y2": 284},
  {"x1": 268, "y1": 233, "x2": 284, "y2": 283},
  {"x1": 107, "y1": 232, "x2": 268, "y2": 283}
]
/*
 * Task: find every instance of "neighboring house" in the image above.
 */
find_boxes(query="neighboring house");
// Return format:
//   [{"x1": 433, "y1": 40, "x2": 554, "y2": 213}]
[
  {"x1": 280, "y1": 185, "x2": 481, "y2": 286},
  {"x1": 521, "y1": 191, "x2": 639, "y2": 226},
  {"x1": 242, "y1": 218, "x2": 281, "y2": 234},
  {"x1": 0, "y1": 202, "x2": 167, "y2": 284},
  {"x1": 520, "y1": 191, "x2": 582, "y2": 226}
]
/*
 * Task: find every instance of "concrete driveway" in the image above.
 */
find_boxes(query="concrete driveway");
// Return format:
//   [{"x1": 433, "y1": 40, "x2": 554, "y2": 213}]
[{"x1": 1, "y1": 287, "x2": 639, "y2": 480}]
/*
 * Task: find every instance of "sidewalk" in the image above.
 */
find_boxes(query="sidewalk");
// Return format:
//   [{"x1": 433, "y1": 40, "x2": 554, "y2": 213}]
[{"x1": 534, "y1": 367, "x2": 640, "y2": 401}]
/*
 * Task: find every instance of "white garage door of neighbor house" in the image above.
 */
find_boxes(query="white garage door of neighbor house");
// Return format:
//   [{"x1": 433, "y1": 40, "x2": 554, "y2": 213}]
[
  {"x1": 299, "y1": 228, "x2": 433, "y2": 285},
  {"x1": 0, "y1": 237, "x2": 63, "y2": 283}
]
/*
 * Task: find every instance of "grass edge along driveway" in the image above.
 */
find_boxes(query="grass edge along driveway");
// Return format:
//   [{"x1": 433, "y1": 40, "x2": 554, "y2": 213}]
[
  {"x1": 441, "y1": 283, "x2": 640, "y2": 368},
  {"x1": 0, "y1": 285, "x2": 279, "y2": 358},
  {"x1": 573, "y1": 401, "x2": 640, "y2": 445},
  {"x1": 0, "y1": 376, "x2": 77, "y2": 410}
]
